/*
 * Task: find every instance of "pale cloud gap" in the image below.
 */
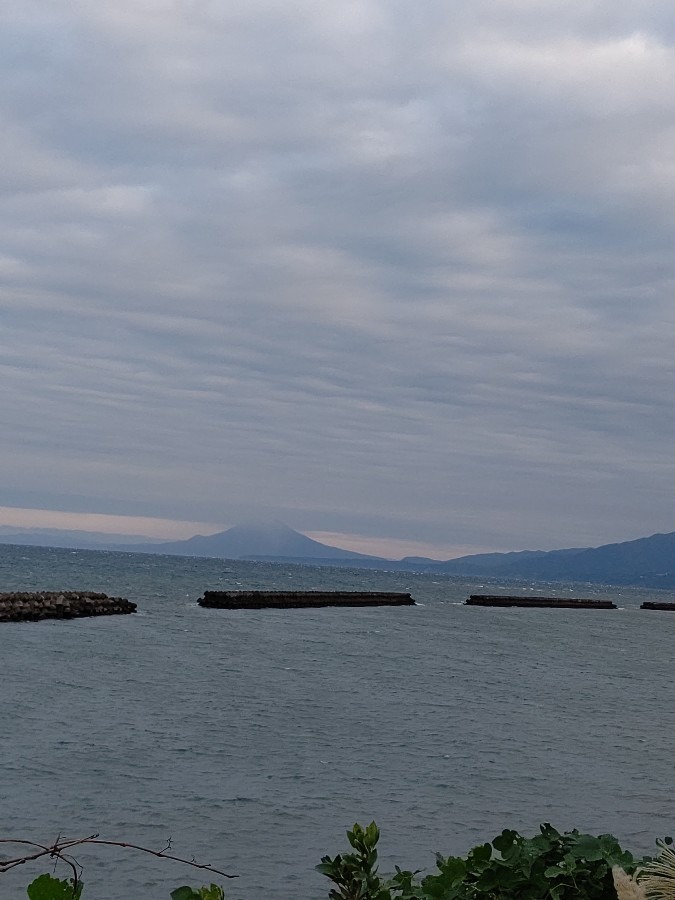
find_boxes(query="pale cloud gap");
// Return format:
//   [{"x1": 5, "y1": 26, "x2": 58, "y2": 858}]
[
  {"x1": 0, "y1": 505, "x2": 221, "y2": 539},
  {"x1": 2, "y1": 1, "x2": 675, "y2": 553}
]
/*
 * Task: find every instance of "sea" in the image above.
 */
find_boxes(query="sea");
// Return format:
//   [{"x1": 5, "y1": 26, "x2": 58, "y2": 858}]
[{"x1": 1, "y1": 543, "x2": 674, "y2": 900}]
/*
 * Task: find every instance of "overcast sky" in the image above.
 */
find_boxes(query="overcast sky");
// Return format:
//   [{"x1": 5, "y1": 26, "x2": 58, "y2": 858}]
[{"x1": 2, "y1": 0, "x2": 675, "y2": 558}]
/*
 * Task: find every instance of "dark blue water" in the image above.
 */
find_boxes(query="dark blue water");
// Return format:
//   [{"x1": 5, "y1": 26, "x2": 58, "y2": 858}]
[{"x1": 1, "y1": 544, "x2": 673, "y2": 899}]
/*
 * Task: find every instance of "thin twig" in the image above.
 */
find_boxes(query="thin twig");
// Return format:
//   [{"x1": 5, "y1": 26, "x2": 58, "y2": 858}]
[
  {"x1": 0, "y1": 833, "x2": 237, "y2": 885},
  {"x1": 85, "y1": 839, "x2": 237, "y2": 878}
]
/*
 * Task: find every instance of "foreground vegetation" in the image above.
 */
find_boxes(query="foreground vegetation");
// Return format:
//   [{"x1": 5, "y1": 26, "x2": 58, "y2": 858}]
[{"x1": 5, "y1": 822, "x2": 674, "y2": 899}]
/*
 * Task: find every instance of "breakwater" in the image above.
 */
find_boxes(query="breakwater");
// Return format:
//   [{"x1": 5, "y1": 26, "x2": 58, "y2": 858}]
[
  {"x1": 198, "y1": 590, "x2": 415, "y2": 609},
  {"x1": 466, "y1": 594, "x2": 617, "y2": 609},
  {"x1": 0, "y1": 591, "x2": 137, "y2": 622}
]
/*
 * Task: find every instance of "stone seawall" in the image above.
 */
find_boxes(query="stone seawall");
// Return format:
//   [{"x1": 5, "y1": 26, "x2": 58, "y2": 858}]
[
  {"x1": 0, "y1": 591, "x2": 137, "y2": 622},
  {"x1": 466, "y1": 594, "x2": 616, "y2": 609},
  {"x1": 198, "y1": 590, "x2": 415, "y2": 609}
]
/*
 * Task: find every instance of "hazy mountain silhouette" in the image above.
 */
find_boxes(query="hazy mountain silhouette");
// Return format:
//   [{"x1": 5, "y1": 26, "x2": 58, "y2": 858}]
[
  {"x1": 126, "y1": 524, "x2": 675, "y2": 587},
  {"x1": 123, "y1": 520, "x2": 381, "y2": 561},
  {"x1": 429, "y1": 547, "x2": 586, "y2": 575},
  {"x1": 421, "y1": 531, "x2": 675, "y2": 587},
  {"x1": 2, "y1": 520, "x2": 675, "y2": 587}
]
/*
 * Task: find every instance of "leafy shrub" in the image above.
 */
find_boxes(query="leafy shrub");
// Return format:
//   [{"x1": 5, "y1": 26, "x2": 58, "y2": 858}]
[
  {"x1": 422, "y1": 824, "x2": 637, "y2": 900},
  {"x1": 317, "y1": 822, "x2": 400, "y2": 899},
  {"x1": 23, "y1": 876, "x2": 226, "y2": 900},
  {"x1": 318, "y1": 821, "x2": 641, "y2": 900},
  {"x1": 171, "y1": 887, "x2": 226, "y2": 900},
  {"x1": 26, "y1": 874, "x2": 83, "y2": 900}
]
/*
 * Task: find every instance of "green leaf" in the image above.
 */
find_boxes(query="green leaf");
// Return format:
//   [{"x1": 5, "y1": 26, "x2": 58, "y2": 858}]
[
  {"x1": 568, "y1": 835, "x2": 605, "y2": 861},
  {"x1": 544, "y1": 865, "x2": 564, "y2": 877},
  {"x1": 316, "y1": 861, "x2": 338, "y2": 876},
  {"x1": 492, "y1": 829, "x2": 520, "y2": 854},
  {"x1": 170, "y1": 888, "x2": 199, "y2": 900},
  {"x1": 435, "y1": 856, "x2": 466, "y2": 881},
  {"x1": 197, "y1": 886, "x2": 225, "y2": 900},
  {"x1": 27, "y1": 874, "x2": 83, "y2": 900},
  {"x1": 468, "y1": 842, "x2": 492, "y2": 864}
]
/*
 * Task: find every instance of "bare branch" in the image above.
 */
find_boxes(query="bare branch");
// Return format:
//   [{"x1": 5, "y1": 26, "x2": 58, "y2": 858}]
[
  {"x1": 85, "y1": 839, "x2": 237, "y2": 878},
  {"x1": 0, "y1": 836, "x2": 83, "y2": 892},
  {"x1": 0, "y1": 833, "x2": 237, "y2": 885}
]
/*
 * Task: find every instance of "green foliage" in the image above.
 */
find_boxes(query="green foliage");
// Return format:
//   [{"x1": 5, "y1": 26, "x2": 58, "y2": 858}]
[
  {"x1": 318, "y1": 822, "x2": 640, "y2": 900},
  {"x1": 317, "y1": 822, "x2": 402, "y2": 900},
  {"x1": 24, "y1": 874, "x2": 226, "y2": 900},
  {"x1": 170, "y1": 886, "x2": 226, "y2": 900},
  {"x1": 422, "y1": 823, "x2": 637, "y2": 900},
  {"x1": 26, "y1": 873, "x2": 83, "y2": 900}
]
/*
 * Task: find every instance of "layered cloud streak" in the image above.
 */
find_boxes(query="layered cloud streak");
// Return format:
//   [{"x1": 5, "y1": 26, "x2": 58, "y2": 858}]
[{"x1": 2, "y1": 0, "x2": 675, "y2": 551}]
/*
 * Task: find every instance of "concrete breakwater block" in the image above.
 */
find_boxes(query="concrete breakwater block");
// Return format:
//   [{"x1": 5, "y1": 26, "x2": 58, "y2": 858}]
[
  {"x1": 0, "y1": 591, "x2": 137, "y2": 622},
  {"x1": 465, "y1": 594, "x2": 616, "y2": 609},
  {"x1": 198, "y1": 590, "x2": 415, "y2": 609}
]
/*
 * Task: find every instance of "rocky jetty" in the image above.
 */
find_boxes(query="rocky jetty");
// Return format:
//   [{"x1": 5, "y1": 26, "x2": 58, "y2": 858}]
[
  {"x1": 465, "y1": 594, "x2": 616, "y2": 609},
  {"x1": 640, "y1": 601, "x2": 675, "y2": 611},
  {"x1": 0, "y1": 591, "x2": 137, "y2": 622},
  {"x1": 198, "y1": 590, "x2": 415, "y2": 609}
]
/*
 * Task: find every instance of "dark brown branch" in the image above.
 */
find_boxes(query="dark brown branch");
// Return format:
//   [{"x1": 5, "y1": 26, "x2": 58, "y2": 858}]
[
  {"x1": 0, "y1": 837, "x2": 82, "y2": 889},
  {"x1": 0, "y1": 834, "x2": 237, "y2": 884},
  {"x1": 84, "y1": 839, "x2": 237, "y2": 878}
]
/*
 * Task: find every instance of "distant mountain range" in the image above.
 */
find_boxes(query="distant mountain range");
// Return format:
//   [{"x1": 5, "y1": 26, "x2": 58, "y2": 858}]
[
  {"x1": 2, "y1": 520, "x2": 675, "y2": 588},
  {"x1": 420, "y1": 532, "x2": 675, "y2": 587}
]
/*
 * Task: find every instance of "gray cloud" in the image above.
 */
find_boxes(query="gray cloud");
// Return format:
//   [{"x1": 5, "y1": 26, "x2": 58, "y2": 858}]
[{"x1": 2, "y1": 0, "x2": 675, "y2": 553}]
